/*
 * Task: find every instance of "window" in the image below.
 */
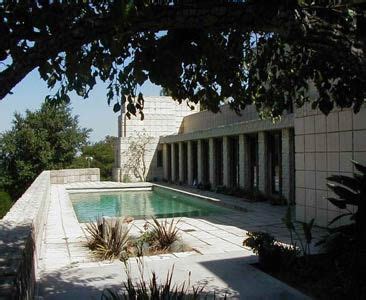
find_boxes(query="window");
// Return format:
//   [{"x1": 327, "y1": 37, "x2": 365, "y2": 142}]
[{"x1": 157, "y1": 149, "x2": 163, "y2": 168}]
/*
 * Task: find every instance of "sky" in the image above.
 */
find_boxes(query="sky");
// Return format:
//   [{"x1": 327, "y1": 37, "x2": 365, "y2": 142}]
[{"x1": 0, "y1": 69, "x2": 161, "y2": 142}]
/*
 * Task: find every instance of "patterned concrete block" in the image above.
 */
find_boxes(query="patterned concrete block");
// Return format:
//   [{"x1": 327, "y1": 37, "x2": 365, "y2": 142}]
[
  {"x1": 314, "y1": 114, "x2": 327, "y2": 133},
  {"x1": 326, "y1": 112, "x2": 339, "y2": 133},
  {"x1": 354, "y1": 130, "x2": 366, "y2": 151},
  {"x1": 315, "y1": 152, "x2": 327, "y2": 171}
]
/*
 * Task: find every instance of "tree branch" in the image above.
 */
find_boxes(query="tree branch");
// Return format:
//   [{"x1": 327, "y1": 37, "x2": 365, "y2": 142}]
[{"x1": 0, "y1": 2, "x2": 290, "y2": 100}]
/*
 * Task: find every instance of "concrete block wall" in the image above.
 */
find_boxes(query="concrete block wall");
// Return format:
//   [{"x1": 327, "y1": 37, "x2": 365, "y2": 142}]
[
  {"x1": 181, "y1": 104, "x2": 259, "y2": 134},
  {"x1": 119, "y1": 96, "x2": 199, "y2": 138},
  {"x1": 295, "y1": 104, "x2": 366, "y2": 227},
  {"x1": 0, "y1": 168, "x2": 101, "y2": 298},
  {"x1": 115, "y1": 136, "x2": 163, "y2": 182},
  {"x1": 0, "y1": 171, "x2": 51, "y2": 299},
  {"x1": 50, "y1": 168, "x2": 100, "y2": 184},
  {"x1": 114, "y1": 97, "x2": 199, "y2": 182}
]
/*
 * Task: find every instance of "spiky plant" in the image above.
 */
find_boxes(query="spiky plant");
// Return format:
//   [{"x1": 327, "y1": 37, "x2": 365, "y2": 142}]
[
  {"x1": 101, "y1": 259, "x2": 207, "y2": 299},
  {"x1": 85, "y1": 217, "x2": 130, "y2": 260},
  {"x1": 85, "y1": 217, "x2": 105, "y2": 250},
  {"x1": 146, "y1": 217, "x2": 181, "y2": 250}
]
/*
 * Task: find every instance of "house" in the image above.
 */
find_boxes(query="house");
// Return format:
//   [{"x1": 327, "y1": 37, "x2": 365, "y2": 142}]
[{"x1": 113, "y1": 96, "x2": 366, "y2": 227}]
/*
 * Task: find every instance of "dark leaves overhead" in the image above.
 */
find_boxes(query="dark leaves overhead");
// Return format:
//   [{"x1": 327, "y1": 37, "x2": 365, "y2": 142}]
[{"x1": 0, "y1": 1, "x2": 366, "y2": 118}]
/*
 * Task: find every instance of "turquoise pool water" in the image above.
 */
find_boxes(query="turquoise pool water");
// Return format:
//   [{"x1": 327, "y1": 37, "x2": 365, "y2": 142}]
[{"x1": 70, "y1": 187, "x2": 231, "y2": 223}]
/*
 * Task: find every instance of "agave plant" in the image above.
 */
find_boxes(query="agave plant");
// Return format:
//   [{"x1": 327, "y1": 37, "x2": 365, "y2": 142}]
[
  {"x1": 146, "y1": 217, "x2": 181, "y2": 250},
  {"x1": 85, "y1": 217, "x2": 130, "y2": 260}
]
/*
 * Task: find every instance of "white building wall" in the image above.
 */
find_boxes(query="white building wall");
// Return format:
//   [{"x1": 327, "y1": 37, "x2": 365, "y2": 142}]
[
  {"x1": 113, "y1": 96, "x2": 199, "y2": 182},
  {"x1": 294, "y1": 103, "x2": 366, "y2": 227}
]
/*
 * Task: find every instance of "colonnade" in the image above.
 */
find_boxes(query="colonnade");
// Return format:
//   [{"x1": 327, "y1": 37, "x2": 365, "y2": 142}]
[{"x1": 162, "y1": 128, "x2": 293, "y2": 201}]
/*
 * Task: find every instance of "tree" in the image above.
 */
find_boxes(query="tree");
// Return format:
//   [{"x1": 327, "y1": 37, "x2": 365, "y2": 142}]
[
  {"x1": 122, "y1": 132, "x2": 154, "y2": 182},
  {"x1": 0, "y1": 102, "x2": 90, "y2": 197},
  {"x1": 160, "y1": 87, "x2": 172, "y2": 96},
  {"x1": 71, "y1": 136, "x2": 117, "y2": 180},
  {"x1": 1, "y1": 1, "x2": 365, "y2": 119}
]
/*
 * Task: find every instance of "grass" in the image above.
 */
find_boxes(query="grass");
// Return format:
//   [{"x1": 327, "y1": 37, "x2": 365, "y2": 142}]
[{"x1": 0, "y1": 191, "x2": 12, "y2": 219}]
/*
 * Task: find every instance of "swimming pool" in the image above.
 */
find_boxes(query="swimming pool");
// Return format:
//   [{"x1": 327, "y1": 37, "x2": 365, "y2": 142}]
[{"x1": 69, "y1": 186, "x2": 232, "y2": 223}]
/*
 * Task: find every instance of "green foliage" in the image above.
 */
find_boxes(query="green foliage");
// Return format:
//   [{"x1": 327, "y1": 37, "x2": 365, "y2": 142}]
[
  {"x1": 0, "y1": 102, "x2": 90, "y2": 198},
  {"x1": 71, "y1": 136, "x2": 116, "y2": 180},
  {"x1": 322, "y1": 161, "x2": 366, "y2": 250},
  {"x1": 159, "y1": 87, "x2": 172, "y2": 96},
  {"x1": 268, "y1": 195, "x2": 287, "y2": 206},
  {"x1": 85, "y1": 217, "x2": 130, "y2": 261},
  {"x1": 243, "y1": 232, "x2": 275, "y2": 256},
  {"x1": 1, "y1": 2, "x2": 365, "y2": 118},
  {"x1": 243, "y1": 232, "x2": 298, "y2": 270},
  {"x1": 318, "y1": 161, "x2": 366, "y2": 297},
  {"x1": 281, "y1": 206, "x2": 314, "y2": 256},
  {"x1": 0, "y1": 191, "x2": 12, "y2": 219}
]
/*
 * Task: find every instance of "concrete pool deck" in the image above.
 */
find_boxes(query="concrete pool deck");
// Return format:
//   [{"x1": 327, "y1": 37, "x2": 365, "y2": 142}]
[{"x1": 37, "y1": 181, "x2": 325, "y2": 299}]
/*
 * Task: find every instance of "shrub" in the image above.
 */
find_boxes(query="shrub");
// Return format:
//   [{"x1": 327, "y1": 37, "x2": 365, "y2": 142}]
[
  {"x1": 146, "y1": 217, "x2": 181, "y2": 250},
  {"x1": 214, "y1": 185, "x2": 227, "y2": 194},
  {"x1": 251, "y1": 190, "x2": 267, "y2": 202},
  {"x1": 243, "y1": 231, "x2": 298, "y2": 270},
  {"x1": 282, "y1": 206, "x2": 314, "y2": 256},
  {"x1": 269, "y1": 195, "x2": 287, "y2": 206},
  {"x1": 122, "y1": 174, "x2": 131, "y2": 183},
  {"x1": 0, "y1": 191, "x2": 12, "y2": 219},
  {"x1": 85, "y1": 217, "x2": 130, "y2": 260},
  {"x1": 321, "y1": 161, "x2": 366, "y2": 250},
  {"x1": 317, "y1": 161, "x2": 366, "y2": 297},
  {"x1": 197, "y1": 182, "x2": 211, "y2": 191}
]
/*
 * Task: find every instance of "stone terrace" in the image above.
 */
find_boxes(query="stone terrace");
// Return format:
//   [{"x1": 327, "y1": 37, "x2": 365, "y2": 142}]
[
  {"x1": 37, "y1": 181, "x2": 325, "y2": 299},
  {"x1": 1, "y1": 171, "x2": 326, "y2": 299}
]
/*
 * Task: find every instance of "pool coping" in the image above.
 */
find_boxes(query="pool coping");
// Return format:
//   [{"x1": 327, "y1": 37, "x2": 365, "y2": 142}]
[
  {"x1": 58, "y1": 182, "x2": 252, "y2": 266},
  {"x1": 152, "y1": 183, "x2": 250, "y2": 213}
]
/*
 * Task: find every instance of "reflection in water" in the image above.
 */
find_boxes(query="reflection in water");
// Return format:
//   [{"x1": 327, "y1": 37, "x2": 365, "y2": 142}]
[{"x1": 70, "y1": 187, "x2": 231, "y2": 223}]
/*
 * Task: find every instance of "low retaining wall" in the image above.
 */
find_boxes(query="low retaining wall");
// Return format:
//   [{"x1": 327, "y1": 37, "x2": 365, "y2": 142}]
[
  {"x1": 0, "y1": 168, "x2": 100, "y2": 299},
  {"x1": 0, "y1": 171, "x2": 50, "y2": 299},
  {"x1": 50, "y1": 168, "x2": 100, "y2": 184}
]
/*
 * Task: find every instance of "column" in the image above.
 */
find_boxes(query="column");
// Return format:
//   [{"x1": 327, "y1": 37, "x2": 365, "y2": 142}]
[
  {"x1": 282, "y1": 128, "x2": 292, "y2": 203},
  {"x1": 163, "y1": 143, "x2": 169, "y2": 181},
  {"x1": 223, "y1": 136, "x2": 230, "y2": 187},
  {"x1": 209, "y1": 138, "x2": 216, "y2": 187},
  {"x1": 239, "y1": 134, "x2": 250, "y2": 189},
  {"x1": 171, "y1": 143, "x2": 176, "y2": 182},
  {"x1": 197, "y1": 140, "x2": 204, "y2": 184},
  {"x1": 258, "y1": 131, "x2": 268, "y2": 194},
  {"x1": 178, "y1": 142, "x2": 184, "y2": 183},
  {"x1": 187, "y1": 141, "x2": 193, "y2": 185}
]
